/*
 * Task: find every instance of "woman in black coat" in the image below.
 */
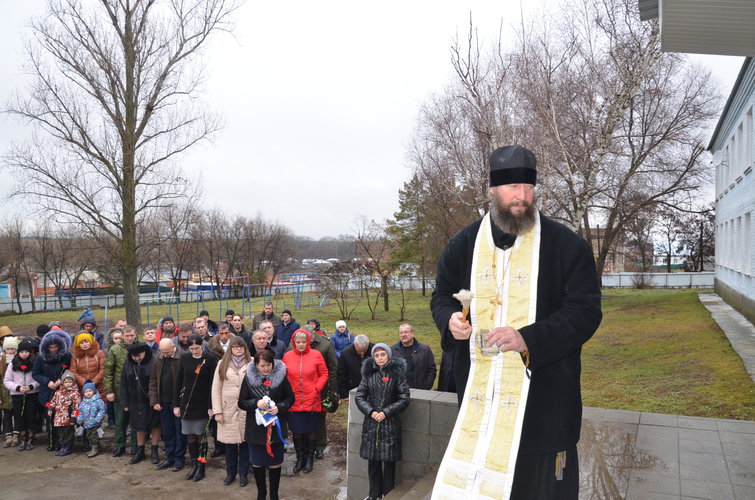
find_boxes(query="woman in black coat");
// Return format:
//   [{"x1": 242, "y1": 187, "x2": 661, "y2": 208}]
[
  {"x1": 238, "y1": 349, "x2": 294, "y2": 500},
  {"x1": 32, "y1": 329, "x2": 73, "y2": 451},
  {"x1": 173, "y1": 335, "x2": 218, "y2": 482},
  {"x1": 355, "y1": 343, "x2": 410, "y2": 500},
  {"x1": 120, "y1": 342, "x2": 160, "y2": 464}
]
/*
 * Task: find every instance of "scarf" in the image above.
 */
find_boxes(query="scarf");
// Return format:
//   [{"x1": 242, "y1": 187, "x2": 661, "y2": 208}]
[{"x1": 232, "y1": 355, "x2": 245, "y2": 369}]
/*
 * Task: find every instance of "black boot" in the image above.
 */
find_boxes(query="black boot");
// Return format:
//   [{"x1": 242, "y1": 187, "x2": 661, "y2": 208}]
[
  {"x1": 150, "y1": 445, "x2": 160, "y2": 464},
  {"x1": 192, "y1": 461, "x2": 206, "y2": 482},
  {"x1": 185, "y1": 442, "x2": 199, "y2": 480},
  {"x1": 269, "y1": 467, "x2": 282, "y2": 500},
  {"x1": 112, "y1": 446, "x2": 125, "y2": 457},
  {"x1": 129, "y1": 445, "x2": 146, "y2": 464},
  {"x1": 253, "y1": 467, "x2": 267, "y2": 500},
  {"x1": 291, "y1": 436, "x2": 306, "y2": 474},
  {"x1": 303, "y1": 439, "x2": 315, "y2": 474},
  {"x1": 211, "y1": 439, "x2": 225, "y2": 458}
]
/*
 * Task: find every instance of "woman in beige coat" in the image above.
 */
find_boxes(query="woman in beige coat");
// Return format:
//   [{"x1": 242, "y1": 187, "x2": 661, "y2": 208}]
[{"x1": 212, "y1": 336, "x2": 251, "y2": 487}]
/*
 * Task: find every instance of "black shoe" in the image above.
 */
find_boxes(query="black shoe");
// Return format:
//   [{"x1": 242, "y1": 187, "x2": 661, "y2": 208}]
[
  {"x1": 314, "y1": 449, "x2": 324, "y2": 459},
  {"x1": 185, "y1": 460, "x2": 198, "y2": 480},
  {"x1": 192, "y1": 462, "x2": 205, "y2": 482},
  {"x1": 171, "y1": 462, "x2": 185, "y2": 472},
  {"x1": 155, "y1": 459, "x2": 173, "y2": 470},
  {"x1": 112, "y1": 446, "x2": 126, "y2": 457},
  {"x1": 129, "y1": 445, "x2": 146, "y2": 464},
  {"x1": 211, "y1": 445, "x2": 225, "y2": 458},
  {"x1": 223, "y1": 474, "x2": 235, "y2": 486},
  {"x1": 239, "y1": 475, "x2": 248, "y2": 487},
  {"x1": 150, "y1": 445, "x2": 160, "y2": 464}
]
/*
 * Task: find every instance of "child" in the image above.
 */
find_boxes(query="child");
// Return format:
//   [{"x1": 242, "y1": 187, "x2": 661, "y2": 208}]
[
  {"x1": 0, "y1": 336, "x2": 18, "y2": 447},
  {"x1": 48, "y1": 370, "x2": 81, "y2": 456},
  {"x1": 77, "y1": 381, "x2": 106, "y2": 458},
  {"x1": 3, "y1": 339, "x2": 40, "y2": 450}
]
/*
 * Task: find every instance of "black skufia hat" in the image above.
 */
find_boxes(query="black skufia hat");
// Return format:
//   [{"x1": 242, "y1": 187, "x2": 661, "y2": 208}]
[{"x1": 489, "y1": 145, "x2": 537, "y2": 186}]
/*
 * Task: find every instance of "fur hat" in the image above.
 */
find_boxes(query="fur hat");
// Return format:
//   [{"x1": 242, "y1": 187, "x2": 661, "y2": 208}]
[
  {"x1": 18, "y1": 339, "x2": 35, "y2": 353},
  {"x1": 335, "y1": 320, "x2": 347, "y2": 329},
  {"x1": 75, "y1": 332, "x2": 95, "y2": 347},
  {"x1": 3, "y1": 336, "x2": 18, "y2": 351},
  {"x1": 60, "y1": 370, "x2": 76, "y2": 384},
  {"x1": 371, "y1": 343, "x2": 392, "y2": 360}
]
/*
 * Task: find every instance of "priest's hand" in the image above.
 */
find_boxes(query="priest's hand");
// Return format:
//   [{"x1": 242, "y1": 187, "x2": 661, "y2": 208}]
[
  {"x1": 449, "y1": 311, "x2": 472, "y2": 340},
  {"x1": 486, "y1": 326, "x2": 527, "y2": 353}
]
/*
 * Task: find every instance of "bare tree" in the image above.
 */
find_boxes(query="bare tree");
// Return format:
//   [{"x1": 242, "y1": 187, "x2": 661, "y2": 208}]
[
  {"x1": 3, "y1": 0, "x2": 238, "y2": 327},
  {"x1": 353, "y1": 216, "x2": 395, "y2": 315},
  {"x1": 318, "y1": 261, "x2": 361, "y2": 320},
  {"x1": 1, "y1": 219, "x2": 35, "y2": 313}
]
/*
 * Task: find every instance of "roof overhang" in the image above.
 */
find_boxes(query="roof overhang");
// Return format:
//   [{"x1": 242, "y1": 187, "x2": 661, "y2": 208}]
[{"x1": 639, "y1": 0, "x2": 755, "y2": 57}]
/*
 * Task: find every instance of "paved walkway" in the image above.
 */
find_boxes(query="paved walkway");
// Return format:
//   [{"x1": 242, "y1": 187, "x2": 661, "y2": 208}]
[{"x1": 699, "y1": 293, "x2": 755, "y2": 382}]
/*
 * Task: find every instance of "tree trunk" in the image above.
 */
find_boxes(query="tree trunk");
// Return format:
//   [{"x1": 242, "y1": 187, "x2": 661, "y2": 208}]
[{"x1": 382, "y1": 275, "x2": 389, "y2": 312}]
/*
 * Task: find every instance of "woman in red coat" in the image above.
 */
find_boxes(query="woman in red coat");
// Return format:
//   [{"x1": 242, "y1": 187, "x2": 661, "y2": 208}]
[{"x1": 282, "y1": 329, "x2": 327, "y2": 474}]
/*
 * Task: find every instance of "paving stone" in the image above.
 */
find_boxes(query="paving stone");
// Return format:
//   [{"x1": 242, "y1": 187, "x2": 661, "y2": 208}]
[
  {"x1": 638, "y1": 424, "x2": 679, "y2": 440},
  {"x1": 602, "y1": 408, "x2": 641, "y2": 424},
  {"x1": 680, "y1": 479, "x2": 734, "y2": 500},
  {"x1": 680, "y1": 459, "x2": 730, "y2": 483},
  {"x1": 717, "y1": 419, "x2": 755, "y2": 434},
  {"x1": 627, "y1": 470, "x2": 681, "y2": 495},
  {"x1": 720, "y1": 431, "x2": 755, "y2": 446},
  {"x1": 678, "y1": 428, "x2": 720, "y2": 444},
  {"x1": 641, "y1": 412, "x2": 679, "y2": 427},
  {"x1": 679, "y1": 438, "x2": 723, "y2": 455},
  {"x1": 678, "y1": 416, "x2": 718, "y2": 431},
  {"x1": 733, "y1": 484, "x2": 755, "y2": 499}
]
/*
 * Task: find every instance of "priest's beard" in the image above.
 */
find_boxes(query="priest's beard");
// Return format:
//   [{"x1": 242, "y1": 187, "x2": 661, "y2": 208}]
[{"x1": 489, "y1": 191, "x2": 537, "y2": 236}]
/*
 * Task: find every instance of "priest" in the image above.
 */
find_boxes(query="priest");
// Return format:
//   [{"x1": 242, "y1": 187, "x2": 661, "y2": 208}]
[{"x1": 430, "y1": 145, "x2": 602, "y2": 499}]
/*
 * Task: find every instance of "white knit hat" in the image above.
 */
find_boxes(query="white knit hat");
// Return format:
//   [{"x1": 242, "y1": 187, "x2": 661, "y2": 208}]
[
  {"x1": 335, "y1": 320, "x2": 347, "y2": 329},
  {"x1": 3, "y1": 336, "x2": 18, "y2": 351}
]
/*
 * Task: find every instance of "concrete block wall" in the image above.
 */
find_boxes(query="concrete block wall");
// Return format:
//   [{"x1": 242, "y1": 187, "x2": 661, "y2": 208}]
[{"x1": 346, "y1": 388, "x2": 459, "y2": 500}]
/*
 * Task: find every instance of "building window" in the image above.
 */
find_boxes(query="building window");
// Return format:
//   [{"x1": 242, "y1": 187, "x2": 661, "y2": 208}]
[
  {"x1": 746, "y1": 212, "x2": 752, "y2": 276},
  {"x1": 746, "y1": 107, "x2": 753, "y2": 169}
]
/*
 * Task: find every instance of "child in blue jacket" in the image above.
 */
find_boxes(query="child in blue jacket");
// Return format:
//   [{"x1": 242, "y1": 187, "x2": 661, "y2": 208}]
[{"x1": 77, "y1": 382, "x2": 106, "y2": 457}]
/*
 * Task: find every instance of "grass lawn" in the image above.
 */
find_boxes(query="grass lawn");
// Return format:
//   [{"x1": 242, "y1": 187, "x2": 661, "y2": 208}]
[{"x1": 2, "y1": 288, "x2": 753, "y2": 420}]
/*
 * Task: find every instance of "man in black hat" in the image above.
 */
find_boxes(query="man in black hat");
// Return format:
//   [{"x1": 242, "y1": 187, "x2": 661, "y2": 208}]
[{"x1": 430, "y1": 145, "x2": 602, "y2": 499}]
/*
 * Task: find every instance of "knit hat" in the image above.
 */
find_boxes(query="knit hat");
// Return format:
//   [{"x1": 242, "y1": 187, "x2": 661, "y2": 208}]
[
  {"x1": 47, "y1": 321, "x2": 61, "y2": 328},
  {"x1": 3, "y1": 336, "x2": 18, "y2": 351},
  {"x1": 489, "y1": 145, "x2": 537, "y2": 187},
  {"x1": 371, "y1": 343, "x2": 392, "y2": 360},
  {"x1": 335, "y1": 320, "x2": 347, "y2": 329},
  {"x1": 37, "y1": 324, "x2": 51, "y2": 338},
  {"x1": 60, "y1": 370, "x2": 76, "y2": 384},
  {"x1": 82, "y1": 382, "x2": 97, "y2": 394},
  {"x1": 75, "y1": 332, "x2": 94, "y2": 347},
  {"x1": 18, "y1": 339, "x2": 34, "y2": 353},
  {"x1": 162, "y1": 315, "x2": 175, "y2": 324}
]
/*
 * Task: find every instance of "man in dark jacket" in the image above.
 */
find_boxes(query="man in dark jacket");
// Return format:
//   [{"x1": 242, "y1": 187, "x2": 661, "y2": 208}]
[
  {"x1": 149, "y1": 338, "x2": 185, "y2": 471},
  {"x1": 390, "y1": 324, "x2": 436, "y2": 390},
  {"x1": 430, "y1": 145, "x2": 602, "y2": 498},
  {"x1": 274, "y1": 309, "x2": 299, "y2": 347},
  {"x1": 337, "y1": 334, "x2": 374, "y2": 399},
  {"x1": 251, "y1": 302, "x2": 281, "y2": 330}
]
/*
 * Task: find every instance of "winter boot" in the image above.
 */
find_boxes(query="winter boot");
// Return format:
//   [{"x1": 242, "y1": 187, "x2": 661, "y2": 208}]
[
  {"x1": 58, "y1": 444, "x2": 72, "y2": 456},
  {"x1": 192, "y1": 461, "x2": 206, "y2": 482},
  {"x1": 18, "y1": 432, "x2": 28, "y2": 451},
  {"x1": 291, "y1": 436, "x2": 306, "y2": 474},
  {"x1": 303, "y1": 438, "x2": 316, "y2": 473},
  {"x1": 185, "y1": 442, "x2": 199, "y2": 480},
  {"x1": 9, "y1": 432, "x2": 19, "y2": 448},
  {"x1": 151, "y1": 445, "x2": 160, "y2": 464},
  {"x1": 253, "y1": 467, "x2": 267, "y2": 500},
  {"x1": 211, "y1": 439, "x2": 225, "y2": 457},
  {"x1": 269, "y1": 466, "x2": 282, "y2": 500},
  {"x1": 87, "y1": 445, "x2": 99, "y2": 458},
  {"x1": 129, "y1": 445, "x2": 146, "y2": 464},
  {"x1": 26, "y1": 434, "x2": 35, "y2": 450},
  {"x1": 3, "y1": 434, "x2": 12, "y2": 448}
]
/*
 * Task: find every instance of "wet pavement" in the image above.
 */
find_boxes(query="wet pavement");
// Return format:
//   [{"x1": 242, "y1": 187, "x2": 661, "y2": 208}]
[
  {"x1": 579, "y1": 407, "x2": 755, "y2": 500},
  {"x1": 699, "y1": 293, "x2": 755, "y2": 383}
]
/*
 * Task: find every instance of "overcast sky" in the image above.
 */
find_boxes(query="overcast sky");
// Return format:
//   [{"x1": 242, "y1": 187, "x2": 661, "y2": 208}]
[{"x1": 0, "y1": 1, "x2": 745, "y2": 239}]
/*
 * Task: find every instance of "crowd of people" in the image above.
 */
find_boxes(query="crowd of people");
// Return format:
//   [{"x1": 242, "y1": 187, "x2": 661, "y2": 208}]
[{"x1": 0, "y1": 303, "x2": 438, "y2": 500}]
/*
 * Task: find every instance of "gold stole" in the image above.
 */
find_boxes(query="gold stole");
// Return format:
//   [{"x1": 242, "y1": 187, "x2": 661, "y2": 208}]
[{"x1": 432, "y1": 212, "x2": 540, "y2": 499}]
